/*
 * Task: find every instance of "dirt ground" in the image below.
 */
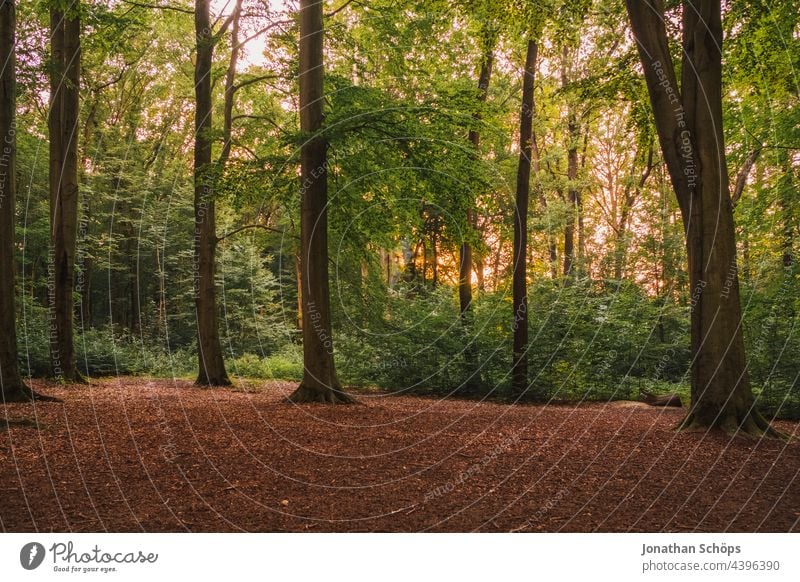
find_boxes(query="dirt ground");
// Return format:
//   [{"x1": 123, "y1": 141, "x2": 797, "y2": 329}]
[{"x1": 1, "y1": 378, "x2": 798, "y2": 532}]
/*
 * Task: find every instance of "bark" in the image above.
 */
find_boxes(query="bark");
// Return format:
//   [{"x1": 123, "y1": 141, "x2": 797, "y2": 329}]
[
  {"x1": 0, "y1": 0, "x2": 25, "y2": 400},
  {"x1": 730, "y1": 147, "x2": 760, "y2": 207},
  {"x1": 220, "y1": 0, "x2": 242, "y2": 167},
  {"x1": 777, "y1": 150, "x2": 795, "y2": 270},
  {"x1": 511, "y1": 40, "x2": 537, "y2": 397},
  {"x1": 287, "y1": 0, "x2": 354, "y2": 404},
  {"x1": 1, "y1": 1, "x2": 56, "y2": 402},
  {"x1": 563, "y1": 117, "x2": 579, "y2": 282},
  {"x1": 459, "y1": 50, "x2": 493, "y2": 316},
  {"x1": 626, "y1": 0, "x2": 779, "y2": 437},
  {"x1": 194, "y1": 0, "x2": 230, "y2": 386},
  {"x1": 49, "y1": 5, "x2": 84, "y2": 383},
  {"x1": 295, "y1": 252, "x2": 303, "y2": 330}
]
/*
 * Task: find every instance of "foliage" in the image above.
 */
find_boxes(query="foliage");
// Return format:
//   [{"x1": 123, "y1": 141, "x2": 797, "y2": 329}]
[{"x1": 8, "y1": 0, "x2": 799, "y2": 419}]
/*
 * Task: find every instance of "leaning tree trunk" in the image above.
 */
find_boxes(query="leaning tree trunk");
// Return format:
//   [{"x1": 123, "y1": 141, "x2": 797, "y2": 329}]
[
  {"x1": 511, "y1": 40, "x2": 537, "y2": 397},
  {"x1": 287, "y1": 0, "x2": 354, "y2": 404},
  {"x1": 49, "y1": 5, "x2": 83, "y2": 383},
  {"x1": 626, "y1": 0, "x2": 778, "y2": 437},
  {"x1": 193, "y1": 0, "x2": 230, "y2": 386}
]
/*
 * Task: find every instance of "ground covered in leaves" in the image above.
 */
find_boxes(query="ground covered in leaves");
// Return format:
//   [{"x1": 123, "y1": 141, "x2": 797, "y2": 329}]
[{"x1": 1, "y1": 378, "x2": 798, "y2": 532}]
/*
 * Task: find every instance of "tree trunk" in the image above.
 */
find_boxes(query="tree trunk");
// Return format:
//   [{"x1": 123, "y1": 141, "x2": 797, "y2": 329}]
[
  {"x1": 287, "y1": 0, "x2": 354, "y2": 404},
  {"x1": 511, "y1": 40, "x2": 537, "y2": 397},
  {"x1": 0, "y1": 0, "x2": 24, "y2": 400},
  {"x1": 563, "y1": 117, "x2": 579, "y2": 283},
  {"x1": 626, "y1": 0, "x2": 778, "y2": 437},
  {"x1": 1, "y1": 1, "x2": 55, "y2": 402},
  {"x1": 49, "y1": 5, "x2": 83, "y2": 383},
  {"x1": 459, "y1": 50, "x2": 493, "y2": 316},
  {"x1": 777, "y1": 150, "x2": 795, "y2": 271},
  {"x1": 194, "y1": 0, "x2": 230, "y2": 386}
]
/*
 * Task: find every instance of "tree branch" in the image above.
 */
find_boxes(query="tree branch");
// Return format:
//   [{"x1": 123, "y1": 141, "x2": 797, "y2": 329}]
[
  {"x1": 326, "y1": 0, "x2": 359, "y2": 18},
  {"x1": 120, "y1": 0, "x2": 193, "y2": 14},
  {"x1": 233, "y1": 73, "x2": 279, "y2": 92},
  {"x1": 217, "y1": 223, "x2": 295, "y2": 243},
  {"x1": 731, "y1": 147, "x2": 762, "y2": 207}
]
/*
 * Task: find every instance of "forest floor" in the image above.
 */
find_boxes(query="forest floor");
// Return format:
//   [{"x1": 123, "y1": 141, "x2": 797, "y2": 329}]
[{"x1": 1, "y1": 377, "x2": 798, "y2": 532}]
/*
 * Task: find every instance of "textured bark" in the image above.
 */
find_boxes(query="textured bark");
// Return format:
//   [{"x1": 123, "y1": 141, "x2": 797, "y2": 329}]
[
  {"x1": 0, "y1": 0, "x2": 24, "y2": 400},
  {"x1": 511, "y1": 40, "x2": 537, "y2": 397},
  {"x1": 459, "y1": 50, "x2": 493, "y2": 317},
  {"x1": 48, "y1": 5, "x2": 84, "y2": 383},
  {"x1": 194, "y1": 0, "x2": 230, "y2": 386},
  {"x1": 287, "y1": 0, "x2": 354, "y2": 404},
  {"x1": 1, "y1": 1, "x2": 57, "y2": 402},
  {"x1": 626, "y1": 0, "x2": 779, "y2": 437}
]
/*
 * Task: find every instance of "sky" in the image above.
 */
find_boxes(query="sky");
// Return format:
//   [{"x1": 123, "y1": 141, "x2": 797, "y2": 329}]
[{"x1": 211, "y1": 0, "x2": 292, "y2": 69}]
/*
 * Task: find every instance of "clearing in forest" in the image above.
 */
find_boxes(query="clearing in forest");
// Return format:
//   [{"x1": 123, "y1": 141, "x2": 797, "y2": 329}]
[{"x1": 1, "y1": 378, "x2": 798, "y2": 533}]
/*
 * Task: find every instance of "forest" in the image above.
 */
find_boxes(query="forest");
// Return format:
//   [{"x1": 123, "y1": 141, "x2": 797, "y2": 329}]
[{"x1": 0, "y1": 0, "x2": 799, "y2": 534}]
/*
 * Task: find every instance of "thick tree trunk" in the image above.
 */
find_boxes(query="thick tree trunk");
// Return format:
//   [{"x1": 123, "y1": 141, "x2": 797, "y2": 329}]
[
  {"x1": 0, "y1": 0, "x2": 25, "y2": 400},
  {"x1": 511, "y1": 40, "x2": 537, "y2": 397},
  {"x1": 626, "y1": 0, "x2": 778, "y2": 437},
  {"x1": 1, "y1": 1, "x2": 56, "y2": 402},
  {"x1": 288, "y1": 0, "x2": 354, "y2": 404},
  {"x1": 49, "y1": 5, "x2": 83, "y2": 383},
  {"x1": 194, "y1": 0, "x2": 230, "y2": 386},
  {"x1": 459, "y1": 50, "x2": 493, "y2": 317}
]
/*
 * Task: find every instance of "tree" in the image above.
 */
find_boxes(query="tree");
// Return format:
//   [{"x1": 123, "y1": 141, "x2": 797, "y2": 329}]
[
  {"x1": 459, "y1": 48, "x2": 493, "y2": 316},
  {"x1": 287, "y1": 0, "x2": 354, "y2": 404},
  {"x1": 48, "y1": 1, "x2": 83, "y2": 383},
  {"x1": 0, "y1": 0, "x2": 25, "y2": 400},
  {"x1": 625, "y1": 0, "x2": 778, "y2": 436},
  {"x1": 193, "y1": 0, "x2": 230, "y2": 386},
  {"x1": 511, "y1": 39, "x2": 538, "y2": 397},
  {"x1": 1, "y1": 0, "x2": 55, "y2": 401}
]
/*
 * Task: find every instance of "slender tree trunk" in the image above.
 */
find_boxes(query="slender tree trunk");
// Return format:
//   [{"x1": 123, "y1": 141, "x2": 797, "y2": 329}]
[
  {"x1": 459, "y1": 50, "x2": 493, "y2": 316},
  {"x1": 220, "y1": 0, "x2": 242, "y2": 166},
  {"x1": 626, "y1": 0, "x2": 778, "y2": 437},
  {"x1": 79, "y1": 197, "x2": 91, "y2": 328},
  {"x1": 563, "y1": 118, "x2": 579, "y2": 283},
  {"x1": 49, "y1": 5, "x2": 83, "y2": 383},
  {"x1": 431, "y1": 230, "x2": 438, "y2": 287},
  {"x1": 194, "y1": 0, "x2": 230, "y2": 386},
  {"x1": 474, "y1": 254, "x2": 485, "y2": 291},
  {"x1": 295, "y1": 252, "x2": 303, "y2": 330},
  {"x1": 512, "y1": 40, "x2": 537, "y2": 397},
  {"x1": 777, "y1": 150, "x2": 795, "y2": 271},
  {"x1": 288, "y1": 0, "x2": 354, "y2": 404}
]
